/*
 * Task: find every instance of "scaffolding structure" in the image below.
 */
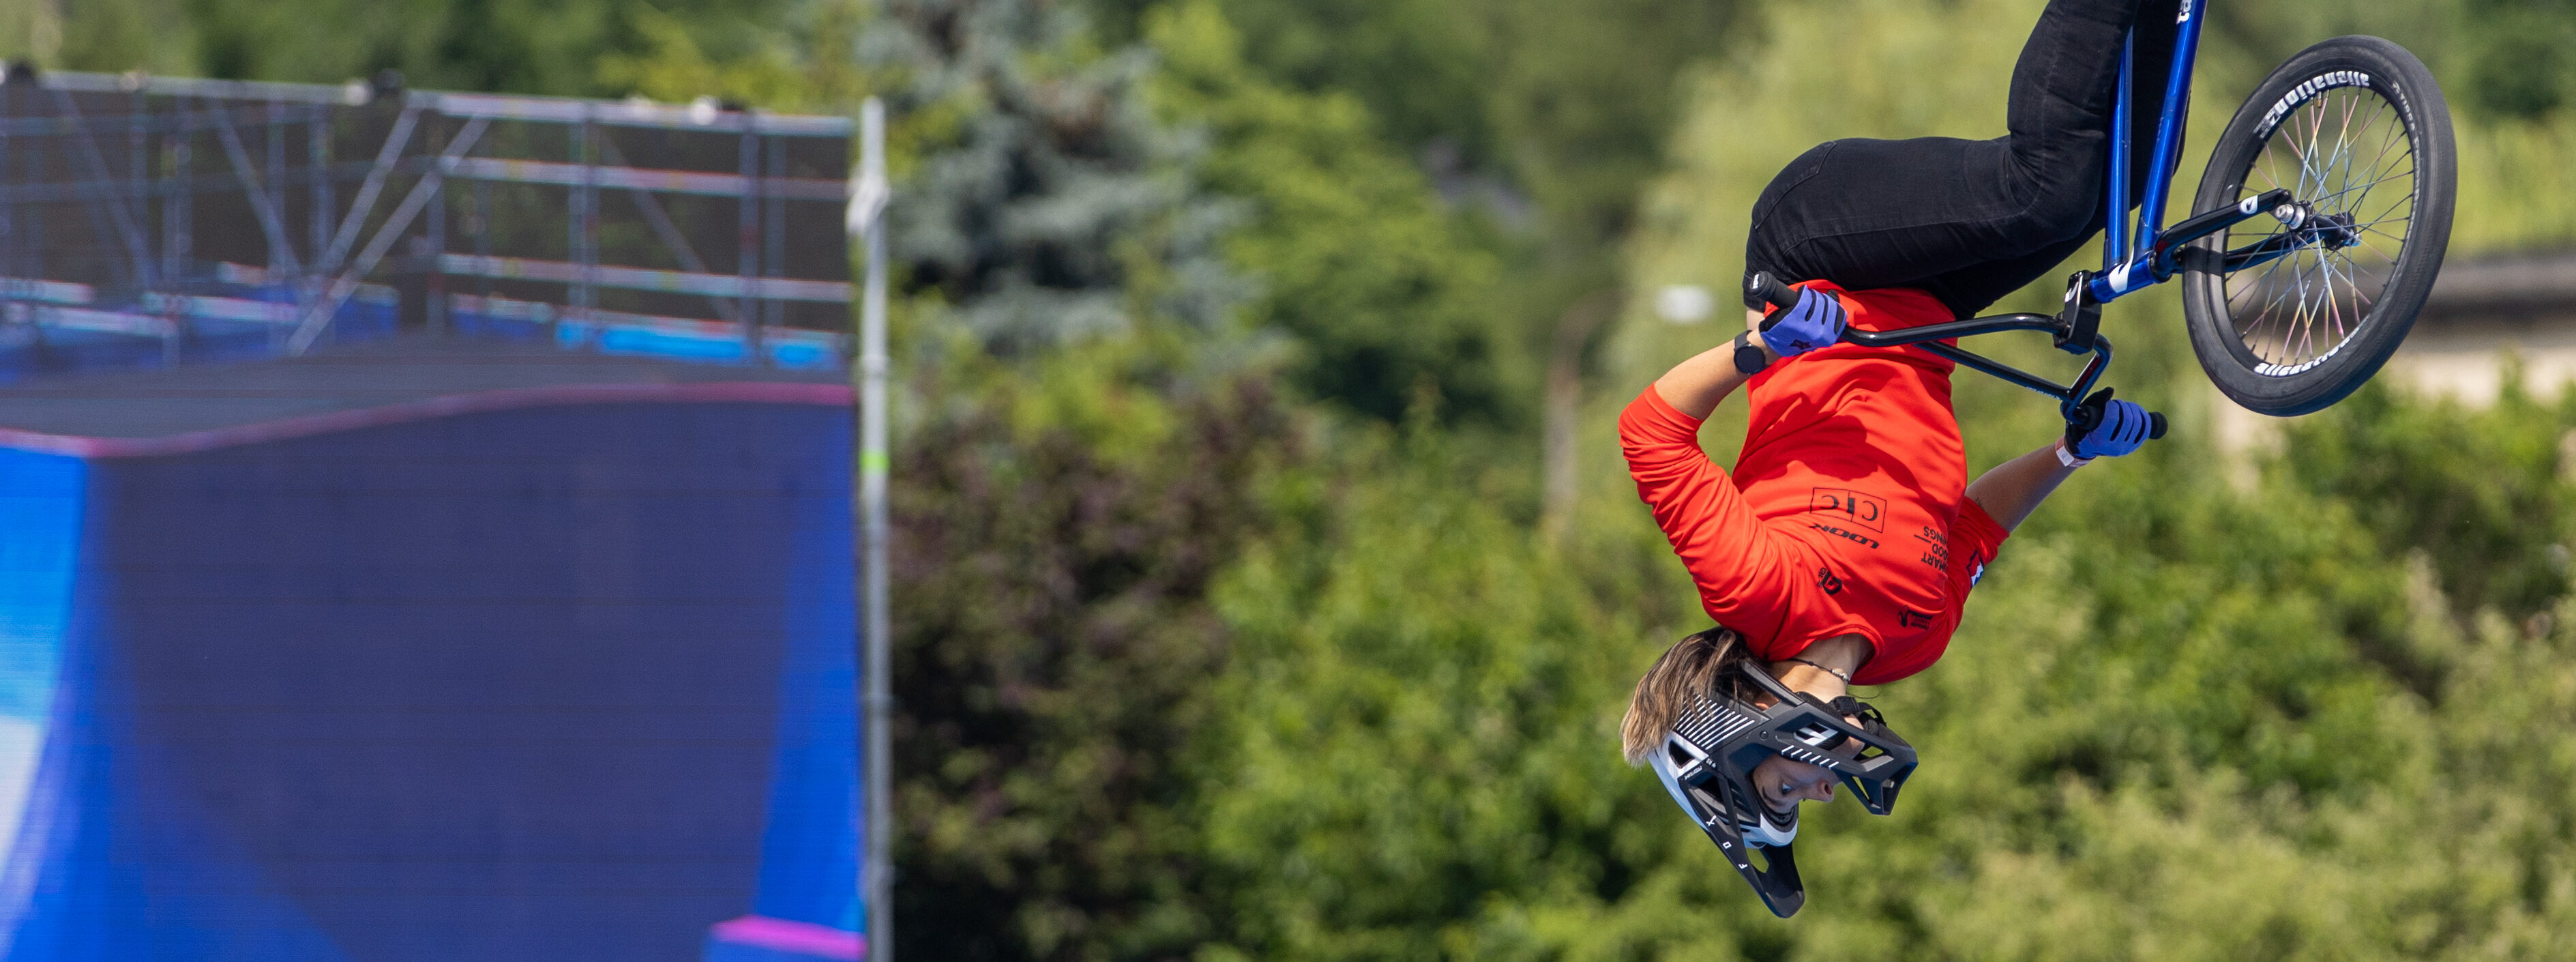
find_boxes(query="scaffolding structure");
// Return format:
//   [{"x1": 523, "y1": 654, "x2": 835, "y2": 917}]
[{"x1": 0, "y1": 70, "x2": 857, "y2": 377}]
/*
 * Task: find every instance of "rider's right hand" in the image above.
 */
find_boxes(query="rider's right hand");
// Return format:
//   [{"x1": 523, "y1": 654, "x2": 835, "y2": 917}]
[
  {"x1": 2063, "y1": 388, "x2": 2159, "y2": 460},
  {"x1": 1760, "y1": 287, "x2": 1848, "y2": 359}
]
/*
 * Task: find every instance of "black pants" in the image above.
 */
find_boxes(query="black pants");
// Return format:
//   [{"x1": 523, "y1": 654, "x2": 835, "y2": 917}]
[{"x1": 1745, "y1": 0, "x2": 2184, "y2": 318}]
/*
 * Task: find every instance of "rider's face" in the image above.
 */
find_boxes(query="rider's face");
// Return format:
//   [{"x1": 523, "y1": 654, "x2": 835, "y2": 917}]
[{"x1": 1751, "y1": 753, "x2": 1836, "y2": 812}]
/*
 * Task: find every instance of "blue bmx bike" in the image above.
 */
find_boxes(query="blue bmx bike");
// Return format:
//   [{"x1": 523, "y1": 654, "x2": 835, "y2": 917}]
[{"x1": 1754, "y1": 4, "x2": 2455, "y2": 420}]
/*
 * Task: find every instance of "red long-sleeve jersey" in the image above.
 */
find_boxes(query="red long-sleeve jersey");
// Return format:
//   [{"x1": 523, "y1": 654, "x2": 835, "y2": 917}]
[{"x1": 1620, "y1": 282, "x2": 2007, "y2": 686}]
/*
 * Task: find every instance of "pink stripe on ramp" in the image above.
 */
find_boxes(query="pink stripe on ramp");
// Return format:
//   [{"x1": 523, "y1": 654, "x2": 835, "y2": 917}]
[{"x1": 709, "y1": 915, "x2": 865, "y2": 960}]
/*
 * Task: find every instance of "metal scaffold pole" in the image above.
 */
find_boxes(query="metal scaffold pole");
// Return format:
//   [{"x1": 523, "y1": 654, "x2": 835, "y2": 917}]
[{"x1": 850, "y1": 95, "x2": 893, "y2": 962}]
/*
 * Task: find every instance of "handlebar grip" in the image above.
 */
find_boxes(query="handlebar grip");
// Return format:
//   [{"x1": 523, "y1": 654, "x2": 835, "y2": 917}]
[
  {"x1": 1746, "y1": 272, "x2": 1803, "y2": 313},
  {"x1": 2148, "y1": 412, "x2": 2168, "y2": 440}
]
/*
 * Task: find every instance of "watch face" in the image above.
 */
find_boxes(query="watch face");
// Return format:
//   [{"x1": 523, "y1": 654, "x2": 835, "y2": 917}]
[{"x1": 1735, "y1": 340, "x2": 1770, "y2": 375}]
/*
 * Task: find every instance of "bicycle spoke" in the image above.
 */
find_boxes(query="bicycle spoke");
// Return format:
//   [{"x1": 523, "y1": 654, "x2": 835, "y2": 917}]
[
  {"x1": 2251, "y1": 277, "x2": 2300, "y2": 353},
  {"x1": 2290, "y1": 104, "x2": 2326, "y2": 201},
  {"x1": 2341, "y1": 91, "x2": 2397, "y2": 183},
  {"x1": 2346, "y1": 202, "x2": 2414, "y2": 232},
  {"x1": 2309, "y1": 100, "x2": 2348, "y2": 200},
  {"x1": 2339, "y1": 109, "x2": 2414, "y2": 238},
  {"x1": 2332, "y1": 149, "x2": 2409, "y2": 210},
  {"x1": 2264, "y1": 267, "x2": 2306, "y2": 353},
  {"x1": 2303, "y1": 250, "x2": 2333, "y2": 360},
  {"x1": 2341, "y1": 149, "x2": 2413, "y2": 225},
  {"x1": 2238, "y1": 233, "x2": 2300, "y2": 304},
  {"x1": 2322, "y1": 251, "x2": 2355, "y2": 342},
  {"x1": 2321, "y1": 92, "x2": 2365, "y2": 204},
  {"x1": 2234, "y1": 235, "x2": 2300, "y2": 318},
  {"x1": 2308, "y1": 104, "x2": 2349, "y2": 197},
  {"x1": 2344, "y1": 102, "x2": 2407, "y2": 199},
  {"x1": 2307, "y1": 166, "x2": 2412, "y2": 210},
  {"x1": 2238, "y1": 248, "x2": 2324, "y2": 366},
  {"x1": 2358, "y1": 177, "x2": 2416, "y2": 226},
  {"x1": 2334, "y1": 93, "x2": 2392, "y2": 204},
  {"x1": 2310, "y1": 251, "x2": 2339, "y2": 358},
  {"x1": 2334, "y1": 251, "x2": 2378, "y2": 309},
  {"x1": 2287, "y1": 249, "x2": 2318, "y2": 360},
  {"x1": 2342, "y1": 233, "x2": 2399, "y2": 271}
]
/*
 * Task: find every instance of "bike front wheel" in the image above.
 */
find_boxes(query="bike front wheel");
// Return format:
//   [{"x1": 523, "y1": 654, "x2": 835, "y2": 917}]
[{"x1": 2182, "y1": 35, "x2": 2455, "y2": 417}]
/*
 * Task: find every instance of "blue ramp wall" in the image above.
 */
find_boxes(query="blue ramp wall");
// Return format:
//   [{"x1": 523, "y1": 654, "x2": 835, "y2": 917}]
[{"x1": 0, "y1": 395, "x2": 856, "y2": 961}]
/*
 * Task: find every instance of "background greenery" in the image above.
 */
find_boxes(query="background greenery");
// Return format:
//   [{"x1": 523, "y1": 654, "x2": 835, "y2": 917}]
[{"x1": 25, "y1": 0, "x2": 2576, "y2": 958}]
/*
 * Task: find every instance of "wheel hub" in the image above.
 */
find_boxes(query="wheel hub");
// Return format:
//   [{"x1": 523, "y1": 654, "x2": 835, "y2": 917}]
[
  {"x1": 2307, "y1": 211, "x2": 2360, "y2": 250},
  {"x1": 2269, "y1": 202, "x2": 2359, "y2": 250}
]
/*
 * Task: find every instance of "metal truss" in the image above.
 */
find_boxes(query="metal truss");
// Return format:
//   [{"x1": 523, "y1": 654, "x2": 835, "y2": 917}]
[{"x1": 1, "y1": 70, "x2": 857, "y2": 369}]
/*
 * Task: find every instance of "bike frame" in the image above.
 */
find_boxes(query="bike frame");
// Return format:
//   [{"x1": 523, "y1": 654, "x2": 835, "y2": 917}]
[{"x1": 1833, "y1": 0, "x2": 2298, "y2": 418}]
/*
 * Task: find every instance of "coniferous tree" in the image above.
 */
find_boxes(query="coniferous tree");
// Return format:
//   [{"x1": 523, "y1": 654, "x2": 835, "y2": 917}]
[{"x1": 870, "y1": 0, "x2": 1247, "y2": 353}]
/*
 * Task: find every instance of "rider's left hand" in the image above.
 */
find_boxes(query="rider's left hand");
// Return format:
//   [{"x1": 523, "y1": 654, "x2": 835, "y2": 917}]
[
  {"x1": 1760, "y1": 286, "x2": 1848, "y2": 359},
  {"x1": 2063, "y1": 388, "x2": 2161, "y2": 460}
]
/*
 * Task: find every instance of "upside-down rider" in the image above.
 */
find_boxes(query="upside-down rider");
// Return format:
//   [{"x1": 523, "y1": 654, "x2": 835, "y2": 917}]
[{"x1": 1620, "y1": 0, "x2": 2178, "y2": 917}]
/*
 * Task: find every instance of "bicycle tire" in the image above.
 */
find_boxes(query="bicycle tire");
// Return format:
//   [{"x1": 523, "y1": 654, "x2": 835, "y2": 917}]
[{"x1": 2182, "y1": 35, "x2": 2455, "y2": 417}]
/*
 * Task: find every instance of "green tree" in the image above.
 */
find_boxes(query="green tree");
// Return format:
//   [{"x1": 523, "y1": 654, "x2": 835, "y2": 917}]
[
  {"x1": 2278, "y1": 379, "x2": 2576, "y2": 625},
  {"x1": 889, "y1": 336, "x2": 1304, "y2": 962},
  {"x1": 870, "y1": 0, "x2": 1249, "y2": 353},
  {"x1": 35, "y1": 0, "x2": 803, "y2": 96},
  {"x1": 1147, "y1": 0, "x2": 1520, "y2": 426},
  {"x1": 1191, "y1": 433, "x2": 1713, "y2": 961}
]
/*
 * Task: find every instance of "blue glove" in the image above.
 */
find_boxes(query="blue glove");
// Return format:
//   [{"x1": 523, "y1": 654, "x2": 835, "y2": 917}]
[
  {"x1": 2063, "y1": 388, "x2": 2160, "y2": 460},
  {"x1": 1760, "y1": 286, "x2": 1847, "y2": 358}
]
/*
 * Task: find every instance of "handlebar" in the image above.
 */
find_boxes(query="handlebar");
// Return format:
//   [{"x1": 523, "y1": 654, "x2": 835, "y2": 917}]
[
  {"x1": 1747, "y1": 271, "x2": 2167, "y2": 440},
  {"x1": 2067, "y1": 394, "x2": 2171, "y2": 441},
  {"x1": 1747, "y1": 272, "x2": 1803, "y2": 317}
]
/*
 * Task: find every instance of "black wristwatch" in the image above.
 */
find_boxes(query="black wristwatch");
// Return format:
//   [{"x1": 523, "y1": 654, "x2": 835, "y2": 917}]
[{"x1": 1732, "y1": 331, "x2": 1771, "y2": 375}]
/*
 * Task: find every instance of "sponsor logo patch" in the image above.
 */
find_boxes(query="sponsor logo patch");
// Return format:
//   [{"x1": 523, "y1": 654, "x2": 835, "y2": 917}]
[
  {"x1": 1808, "y1": 522, "x2": 1881, "y2": 549},
  {"x1": 1816, "y1": 567, "x2": 1844, "y2": 596},
  {"x1": 1809, "y1": 487, "x2": 1886, "y2": 532},
  {"x1": 1913, "y1": 525, "x2": 1949, "y2": 572}
]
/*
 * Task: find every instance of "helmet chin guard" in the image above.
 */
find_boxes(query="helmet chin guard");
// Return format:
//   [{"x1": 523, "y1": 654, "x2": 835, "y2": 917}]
[{"x1": 1646, "y1": 654, "x2": 1918, "y2": 918}]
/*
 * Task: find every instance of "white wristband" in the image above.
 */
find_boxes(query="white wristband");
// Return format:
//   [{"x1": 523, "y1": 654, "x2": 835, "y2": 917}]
[{"x1": 2054, "y1": 438, "x2": 2093, "y2": 468}]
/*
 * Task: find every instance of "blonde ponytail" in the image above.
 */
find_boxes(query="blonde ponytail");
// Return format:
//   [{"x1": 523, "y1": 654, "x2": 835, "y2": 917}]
[{"x1": 1620, "y1": 626, "x2": 1749, "y2": 764}]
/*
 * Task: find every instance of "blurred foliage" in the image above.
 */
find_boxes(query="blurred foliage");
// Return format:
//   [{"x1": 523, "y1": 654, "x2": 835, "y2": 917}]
[
  {"x1": 2278, "y1": 378, "x2": 2576, "y2": 625},
  {"x1": 597, "y1": 0, "x2": 879, "y2": 111},
  {"x1": 1146, "y1": 0, "x2": 1521, "y2": 426},
  {"x1": 887, "y1": 332, "x2": 1301, "y2": 961},
  {"x1": 2457, "y1": 0, "x2": 2576, "y2": 119},
  {"x1": 865, "y1": 0, "x2": 1250, "y2": 352},
  {"x1": 1084, "y1": 0, "x2": 1495, "y2": 164},
  {"x1": 1091, "y1": 0, "x2": 1743, "y2": 437},
  {"x1": 24, "y1": 0, "x2": 808, "y2": 95},
  {"x1": 1086, "y1": 0, "x2": 1737, "y2": 246}
]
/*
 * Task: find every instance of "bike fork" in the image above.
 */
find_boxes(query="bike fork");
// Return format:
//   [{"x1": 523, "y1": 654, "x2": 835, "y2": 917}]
[{"x1": 2080, "y1": 187, "x2": 2300, "y2": 306}]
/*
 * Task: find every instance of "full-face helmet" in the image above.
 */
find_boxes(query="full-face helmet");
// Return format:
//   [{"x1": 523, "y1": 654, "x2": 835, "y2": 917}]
[{"x1": 1644, "y1": 637, "x2": 1918, "y2": 918}]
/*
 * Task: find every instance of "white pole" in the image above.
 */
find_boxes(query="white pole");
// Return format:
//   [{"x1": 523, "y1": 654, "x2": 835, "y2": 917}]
[{"x1": 852, "y1": 96, "x2": 893, "y2": 962}]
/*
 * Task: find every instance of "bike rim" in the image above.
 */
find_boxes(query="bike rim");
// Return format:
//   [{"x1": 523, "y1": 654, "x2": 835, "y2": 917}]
[{"x1": 2222, "y1": 83, "x2": 2416, "y2": 377}]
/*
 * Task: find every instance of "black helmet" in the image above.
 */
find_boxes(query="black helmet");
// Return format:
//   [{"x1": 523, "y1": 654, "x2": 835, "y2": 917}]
[{"x1": 1646, "y1": 652, "x2": 1918, "y2": 918}]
